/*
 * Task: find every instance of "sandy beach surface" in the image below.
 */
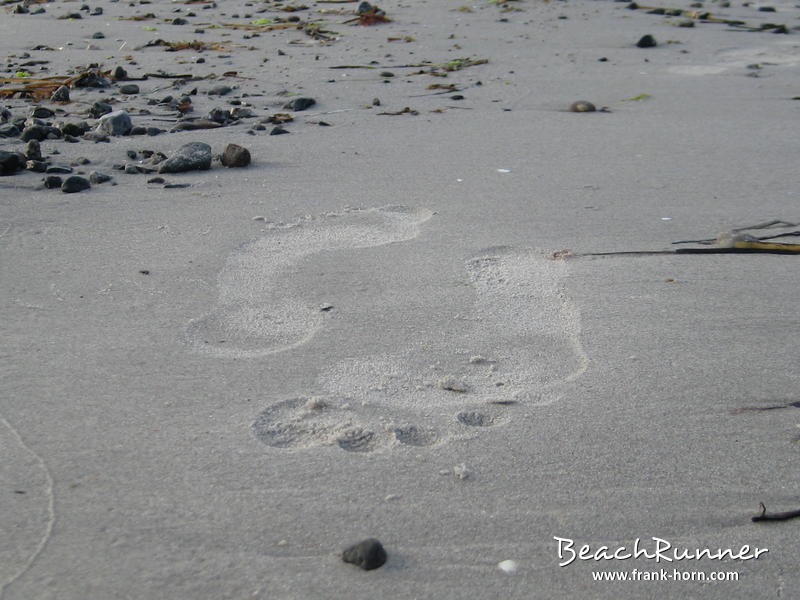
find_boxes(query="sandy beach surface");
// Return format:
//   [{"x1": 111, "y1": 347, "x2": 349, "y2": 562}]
[{"x1": 2, "y1": 0, "x2": 799, "y2": 598}]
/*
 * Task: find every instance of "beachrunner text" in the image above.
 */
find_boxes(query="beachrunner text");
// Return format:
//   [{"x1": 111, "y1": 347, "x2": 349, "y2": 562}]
[{"x1": 554, "y1": 536, "x2": 768, "y2": 567}]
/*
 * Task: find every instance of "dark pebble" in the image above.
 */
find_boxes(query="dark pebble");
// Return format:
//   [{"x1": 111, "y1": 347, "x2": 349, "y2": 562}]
[
  {"x1": 75, "y1": 157, "x2": 91, "y2": 165},
  {"x1": 172, "y1": 17, "x2": 189, "y2": 25},
  {"x1": 208, "y1": 107, "x2": 232, "y2": 124},
  {"x1": 147, "y1": 176, "x2": 165, "y2": 184},
  {"x1": 44, "y1": 175, "x2": 63, "y2": 189},
  {"x1": 59, "y1": 122, "x2": 87, "y2": 137},
  {"x1": 29, "y1": 107, "x2": 55, "y2": 119},
  {"x1": 146, "y1": 127, "x2": 164, "y2": 136},
  {"x1": 451, "y1": 94, "x2": 464, "y2": 100},
  {"x1": 89, "y1": 171, "x2": 112, "y2": 184},
  {"x1": 21, "y1": 125, "x2": 48, "y2": 142},
  {"x1": 220, "y1": 143, "x2": 251, "y2": 168},
  {"x1": 170, "y1": 119, "x2": 222, "y2": 132},
  {"x1": 342, "y1": 538, "x2": 387, "y2": 571},
  {"x1": 129, "y1": 126, "x2": 147, "y2": 135},
  {"x1": 569, "y1": 100, "x2": 597, "y2": 112},
  {"x1": 63, "y1": 134, "x2": 80, "y2": 143},
  {"x1": 758, "y1": 6, "x2": 776, "y2": 11},
  {"x1": 73, "y1": 71, "x2": 109, "y2": 88},
  {"x1": 89, "y1": 101, "x2": 113, "y2": 118},
  {"x1": 284, "y1": 97, "x2": 316, "y2": 112},
  {"x1": 0, "y1": 124, "x2": 21, "y2": 138},
  {"x1": 61, "y1": 175, "x2": 91, "y2": 193},
  {"x1": 90, "y1": 7, "x2": 103, "y2": 15},
  {"x1": 26, "y1": 160, "x2": 48, "y2": 172},
  {"x1": 380, "y1": 71, "x2": 394, "y2": 78},
  {"x1": 44, "y1": 126, "x2": 61, "y2": 140},
  {"x1": 164, "y1": 183, "x2": 191, "y2": 189},
  {"x1": 119, "y1": 84, "x2": 140, "y2": 95},
  {"x1": 46, "y1": 165, "x2": 74, "y2": 174},
  {"x1": 124, "y1": 164, "x2": 139, "y2": 174},
  {"x1": 51, "y1": 85, "x2": 70, "y2": 102},
  {"x1": 158, "y1": 141, "x2": 212, "y2": 173},
  {"x1": 91, "y1": 31, "x2": 105, "y2": 39},
  {"x1": 270, "y1": 126, "x2": 289, "y2": 135},
  {"x1": 25, "y1": 139, "x2": 42, "y2": 161},
  {"x1": 636, "y1": 34, "x2": 657, "y2": 48},
  {"x1": 113, "y1": 66, "x2": 128, "y2": 81},
  {"x1": 230, "y1": 107, "x2": 255, "y2": 119},
  {"x1": 208, "y1": 85, "x2": 233, "y2": 96}
]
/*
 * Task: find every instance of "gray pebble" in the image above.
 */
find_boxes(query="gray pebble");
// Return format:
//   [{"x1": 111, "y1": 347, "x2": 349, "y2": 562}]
[
  {"x1": 61, "y1": 175, "x2": 91, "y2": 193},
  {"x1": 96, "y1": 110, "x2": 132, "y2": 136},
  {"x1": 158, "y1": 142, "x2": 212, "y2": 173}
]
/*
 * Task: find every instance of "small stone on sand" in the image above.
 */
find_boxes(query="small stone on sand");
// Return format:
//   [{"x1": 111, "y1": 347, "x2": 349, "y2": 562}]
[
  {"x1": 342, "y1": 538, "x2": 387, "y2": 571},
  {"x1": 220, "y1": 143, "x2": 251, "y2": 168}
]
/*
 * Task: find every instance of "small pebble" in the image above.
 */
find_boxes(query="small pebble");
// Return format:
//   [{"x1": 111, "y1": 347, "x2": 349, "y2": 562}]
[
  {"x1": 284, "y1": 97, "x2": 316, "y2": 112},
  {"x1": 220, "y1": 143, "x2": 251, "y2": 168},
  {"x1": 89, "y1": 171, "x2": 112, "y2": 184},
  {"x1": 569, "y1": 100, "x2": 596, "y2": 113},
  {"x1": 636, "y1": 34, "x2": 657, "y2": 48},
  {"x1": 43, "y1": 175, "x2": 62, "y2": 189},
  {"x1": 342, "y1": 538, "x2": 387, "y2": 571},
  {"x1": 46, "y1": 165, "x2": 73, "y2": 174},
  {"x1": 61, "y1": 175, "x2": 91, "y2": 193}
]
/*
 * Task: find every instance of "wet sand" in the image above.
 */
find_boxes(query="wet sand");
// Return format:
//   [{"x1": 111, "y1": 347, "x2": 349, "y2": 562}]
[{"x1": 2, "y1": 1, "x2": 799, "y2": 598}]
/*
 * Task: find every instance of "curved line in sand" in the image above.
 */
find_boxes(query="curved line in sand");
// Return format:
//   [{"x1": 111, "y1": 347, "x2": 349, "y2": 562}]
[
  {"x1": 0, "y1": 416, "x2": 55, "y2": 599},
  {"x1": 187, "y1": 318, "x2": 324, "y2": 359}
]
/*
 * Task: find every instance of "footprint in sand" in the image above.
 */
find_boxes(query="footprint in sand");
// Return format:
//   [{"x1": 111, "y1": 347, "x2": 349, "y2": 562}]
[
  {"x1": 252, "y1": 245, "x2": 588, "y2": 453},
  {"x1": 183, "y1": 205, "x2": 433, "y2": 358}
]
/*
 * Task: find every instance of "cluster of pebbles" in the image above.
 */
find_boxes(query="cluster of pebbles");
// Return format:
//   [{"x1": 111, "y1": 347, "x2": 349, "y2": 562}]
[{"x1": 0, "y1": 60, "x2": 311, "y2": 192}]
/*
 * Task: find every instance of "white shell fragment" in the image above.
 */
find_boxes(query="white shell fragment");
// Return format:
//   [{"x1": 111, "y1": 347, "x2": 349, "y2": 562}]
[{"x1": 497, "y1": 559, "x2": 518, "y2": 574}]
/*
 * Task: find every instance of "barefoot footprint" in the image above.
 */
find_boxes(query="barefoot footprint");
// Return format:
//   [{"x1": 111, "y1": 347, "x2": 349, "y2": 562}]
[
  {"x1": 252, "y1": 245, "x2": 588, "y2": 453},
  {"x1": 184, "y1": 205, "x2": 433, "y2": 358}
]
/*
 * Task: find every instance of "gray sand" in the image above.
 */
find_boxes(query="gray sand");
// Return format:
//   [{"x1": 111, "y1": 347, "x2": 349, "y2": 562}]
[{"x1": 2, "y1": 0, "x2": 799, "y2": 598}]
